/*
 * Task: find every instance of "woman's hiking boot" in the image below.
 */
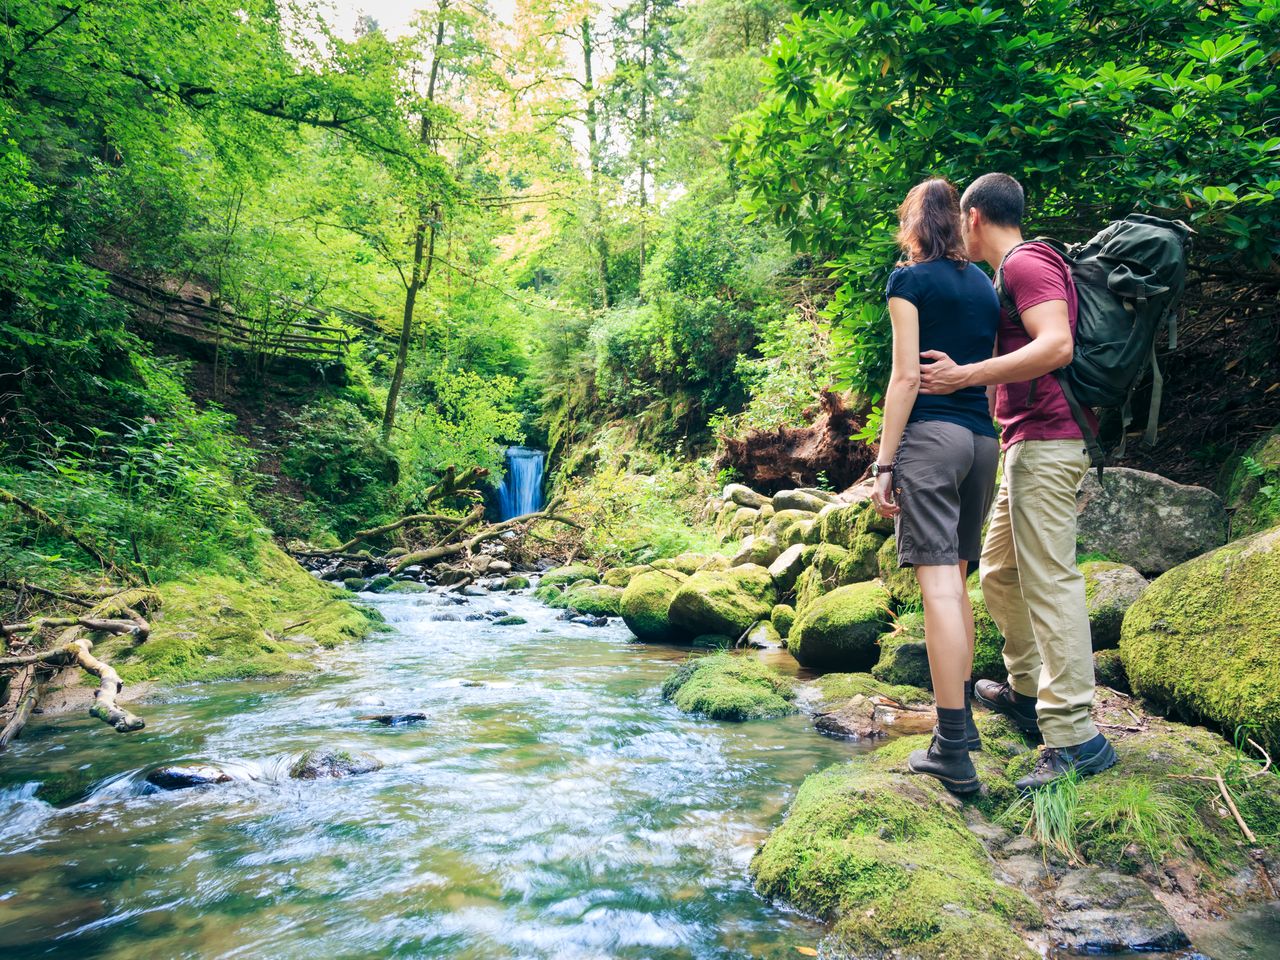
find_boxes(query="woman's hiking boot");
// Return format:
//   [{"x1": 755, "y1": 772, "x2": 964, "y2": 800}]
[
  {"x1": 973, "y1": 678, "x2": 1040, "y2": 737},
  {"x1": 907, "y1": 728, "x2": 979, "y2": 795},
  {"x1": 1014, "y1": 733, "x2": 1119, "y2": 792}
]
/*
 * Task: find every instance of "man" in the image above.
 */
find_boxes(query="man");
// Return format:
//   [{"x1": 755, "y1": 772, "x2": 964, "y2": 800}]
[{"x1": 918, "y1": 173, "x2": 1116, "y2": 790}]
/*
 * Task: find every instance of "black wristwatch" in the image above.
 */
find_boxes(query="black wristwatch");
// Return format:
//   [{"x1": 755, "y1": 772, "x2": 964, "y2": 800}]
[{"x1": 871, "y1": 463, "x2": 893, "y2": 478}]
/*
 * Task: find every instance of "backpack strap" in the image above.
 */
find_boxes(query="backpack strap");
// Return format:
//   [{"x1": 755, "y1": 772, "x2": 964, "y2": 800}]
[
  {"x1": 1054, "y1": 371, "x2": 1107, "y2": 479},
  {"x1": 994, "y1": 240, "x2": 1058, "y2": 408}
]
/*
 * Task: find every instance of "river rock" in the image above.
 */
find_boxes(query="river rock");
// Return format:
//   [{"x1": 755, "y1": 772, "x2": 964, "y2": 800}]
[
  {"x1": 560, "y1": 583, "x2": 623, "y2": 616},
  {"x1": 727, "y1": 506, "x2": 759, "y2": 539},
  {"x1": 570, "y1": 614, "x2": 608, "y2": 627},
  {"x1": 430, "y1": 612, "x2": 461, "y2": 622},
  {"x1": 502, "y1": 575, "x2": 531, "y2": 590},
  {"x1": 540, "y1": 564, "x2": 599, "y2": 588},
  {"x1": 723, "y1": 482, "x2": 770, "y2": 509},
  {"x1": 288, "y1": 749, "x2": 383, "y2": 780},
  {"x1": 1224, "y1": 424, "x2": 1280, "y2": 537},
  {"x1": 813, "y1": 694, "x2": 884, "y2": 740},
  {"x1": 731, "y1": 534, "x2": 781, "y2": 567},
  {"x1": 342, "y1": 577, "x2": 367, "y2": 592},
  {"x1": 325, "y1": 566, "x2": 363, "y2": 582},
  {"x1": 487, "y1": 559, "x2": 512, "y2": 574},
  {"x1": 770, "y1": 603, "x2": 796, "y2": 639},
  {"x1": 767, "y1": 543, "x2": 808, "y2": 592},
  {"x1": 1081, "y1": 560, "x2": 1147, "y2": 649},
  {"x1": 788, "y1": 582, "x2": 891, "y2": 670},
  {"x1": 146, "y1": 764, "x2": 235, "y2": 791},
  {"x1": 460, "y1": 585, "x2": 489, "y2": 597},
  {"x1": 1120, "y1": 523, "x2": 1280, "y2": 745},
  {"x1": 1076, "y1": 467, "x2": 1227, "y2": 574},
  {"x1": 366, "y1": 574, "x2": 396, "y2": 593},
  {"x1": 386, "y1": 580, "x2": 428, "y2": 593},
  {"x1": 771, "y1": 488, "x2": 828, "y2": 513},
  {"x1": 464, "y1": 612, "x2": 487, "y2": 621},
  {"x1": 667, "y1": 565, "x2": 776, "y2": 640},
  {"x1": 661, "y1": 652, "x2": 796, "y2": 721},
  {"x1": 743, "y1": 620, "x2": 782, "y2": 650},
  {"x1": 620, "y1": 569, "x2": 689, "y2": 642},
  {"x1": 494, "y1": 615, "x2": 527, "y2": 625},
  {"x1": 1047, "y1": 868, "x2": 1188, "y2": 953}
]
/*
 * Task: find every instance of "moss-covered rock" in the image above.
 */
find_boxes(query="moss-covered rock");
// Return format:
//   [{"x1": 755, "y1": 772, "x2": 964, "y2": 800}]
[
  {"x1": 817, "y1": 501, "x2": 864, "y2": 549},
  {"x1": 872, "y1": 612, "x2": 931, "y2": 689},
  {"x1": 1093, "y1": 648, "x2": 1129, "y2": 692},
  {"x1": 766, "y1": 542, "x2": 807, "y2": 593},
  {"x1": 1119, "y1": 524, "x2": 1280, "y2": 747},
  {"x1": 342, "y1": 577, "x2": 367, "y2": 592},
  {"x1": 106, "y1": 542, "x2": 377, "y2": 685},
  {"x1": 730, "y1": 534, "x2": 781, "y2": 567},
  {"x1": 667, "y1": 565, "x2": 776, "y2": 640},
  {"x1": 661, "y1": 652, "x2": 796, "y2": 720},
  {"x1": 386, "y1": 580, "x2": 428, "y2": 593},
  {"x1": 1224, "y1": 425, "x2": 1280, "y2": 538},
  {"x1": 620, "y1": 569, "x2": 689, "y2": 643},
  {"x1": 770, "y1": 603, "x2": 796, "y2": 639},
  {"x1": 772, "y1": 488, "x2": 828, "y2": 513},
  {"x1": 792, "y1": 537, "x2": 882, "y2": 613},
  {"x1": 723, "y1": 482, "x2": 769, "y2": 509},
  {"x1": 560, "y1": 582, "x2": 624, "y2": 616},
  {"x1": 969, "y1": 587, "x2": 1007, "y2": 682},
  {"x1": 878, "y1": 534, "x2": 922, "y2": 607},
  {"x1": 789, "y1": 582, "x2": 892, "y2": 671},
  {"x1": 494, "y1": 615, "x2": 527, "y2": 626},
  {"x1": 727, "y1": 506, "x2": 759, "y2": 539},
  {"x1": 1081, "y1": 560, "x2": 1148, "y2": 649},
  {"x1": 600, "y1": 567, "x2": 633, "y2": 588},
  {"x1": 288, "y1": 748, "x2": 383, "y2": 780},
  {"x1": 540, "y1": 564, "x2": 599, "y2": 588},
  {"x1": 533, "y1": 583, "x2": 563, "y2": 604},
  {"x1": 366, "y1": 574, "x2": 396, "y2": 593},
  {"x1": 502, "y1": 574, "x2": 531, "y2": 590},
  {"x1": 813, "y1": 671, "x2": 934, "y2": 709},
  {"x1": 751, "y1": 745, "x2": 1041, "y2": 960}
]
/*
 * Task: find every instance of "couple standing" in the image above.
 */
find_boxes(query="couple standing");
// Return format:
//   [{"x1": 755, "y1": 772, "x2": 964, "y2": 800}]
[{"x1": 871, "y1": 173, "x2": 1117, "y2": 794}]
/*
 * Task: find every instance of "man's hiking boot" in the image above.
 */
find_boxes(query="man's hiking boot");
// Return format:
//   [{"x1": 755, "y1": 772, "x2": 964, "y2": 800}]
[
  {"x1": 973, "y1": 679, "x2": 1040, "y2": 737},
  {"x1": 907, "y1": 728, "x2": 979, "y2": 795},
  {"x1": 964, "y1": 680, "x2": 982, "y2": 752},
  {"x1": 1015, "y1": 733, "x2": 1118, "y2": 792}
]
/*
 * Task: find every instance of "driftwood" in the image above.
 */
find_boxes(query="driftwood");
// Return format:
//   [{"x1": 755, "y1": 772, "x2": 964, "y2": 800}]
[
  {"x1": 0, "y1": 586, "x2": 156, "y2": 748},
  {"x1": 390, "y1": 497, "x2": 580, "y2": 573},
  {"x1": 297, "y1": 465, "x2": 490, "y2": 557}
]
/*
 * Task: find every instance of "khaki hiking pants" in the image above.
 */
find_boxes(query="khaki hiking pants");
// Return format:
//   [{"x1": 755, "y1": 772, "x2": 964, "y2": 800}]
[{"x1": 979, "y1": 439, "x2": 1099, "y2": 748}]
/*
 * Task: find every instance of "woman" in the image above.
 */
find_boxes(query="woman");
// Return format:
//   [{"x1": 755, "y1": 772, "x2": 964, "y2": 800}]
[{"x1": 870, "y1": 177, "x2": 1000, "y2": 795}]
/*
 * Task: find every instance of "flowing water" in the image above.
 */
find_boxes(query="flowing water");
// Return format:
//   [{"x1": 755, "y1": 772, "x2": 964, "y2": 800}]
[
  {"x1": 0, "y1": 589, "x2": 859, "y2": 959},
  {"x1": 494, "y1": 447, "x2": 546, "y2": 520}
]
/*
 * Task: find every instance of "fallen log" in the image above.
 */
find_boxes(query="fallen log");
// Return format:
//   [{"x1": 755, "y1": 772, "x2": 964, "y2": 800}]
[{"x1": 390, "y1": 497, "x2": 580, "y2": 573}]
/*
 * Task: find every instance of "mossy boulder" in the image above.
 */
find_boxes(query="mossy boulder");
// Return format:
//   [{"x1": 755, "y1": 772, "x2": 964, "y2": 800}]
[
  {"x1": 620, "y1": 569, "x2": 689, "y2": 643},
  {"x1": 770, "y1": 603, "x2": 796, "y2": 639},
  {"x1": 772, "y1": 488, "x2": 828, "y2": 513},
  {"x1": 877, "y1": 534, "x2": 922, "y2": 607},
  {"x1": 788, "y1": 582, "x2": 892, "y2": 670},
  {"x1": 342, "y1": 577, "x2": 367, "y2": 592},
  {"x1": 816, "y1": 501, "x2": 864, "y2": 549},
  {"x1": 730, "y1": 534, "x2": 781, "y2": 567},
  {"x1": 723, "y1": 482, "x2": 769, "y2": 509},
  {"x1": 502, "y1": 574, "x2": 531, "y2": 590},
  {"x1": 766, "y1": 542, "x2": 808, "y2": 593},
  {"x1": 107, "y1": 542, "x2": 377, "y2": 685},
  {"x1": 1081, "y1": 560, "x2": 1148, "y2": 649},
  {"x1": 750, "y1": 745, "x2": 1042, "y2": 960},
  {"x1": 533, "y1": 583, "x2": 563, "y2": 604},
  {"x1": 494, "y1": 615, "x2": 527, "y2": 626},
  {"x1": 667, "y1": 565, "x2": 776, "y2": 640},
  {"x1": 288, "y1": 748, "x2": 383, "y2": 780},
  {"x1": 1093, "y1": 648, "x2": 1129, "y2": 692},
  {"x1": 765, "y1": 508, "x2": 816, "y2": 545},
  {"x1": 1119, "y1": 524, "x2": 1280, "y2": 747},
  {"x1": 600, "y1": 567, "x2": 634, "y2": 588},
  {"x1": 386, "y1": 580, "x2": 428, "y2": 594},
  {"x1": 744, "y1": 620, "x2": 783, "y2": 649},
  {"x1": 969, "y1": 587, "x2": 1007, "y2": 682},
  {"x1": 871, "y1": 612, "x2": 931, "y2": 689},
  {"x1": 813, "y1": 671, "x2": 933, "y2": 709},
  {"x1": 1224, "y1": 425, "x2": 1280, "y2": 538},
  {"x1": 727, "y1": 506, "x2": 759, "y2": 539},
  {"x1": 560, "y1": 583, "x2": 624, "y2": 616},
  {"x1": 540, "y1": 564, "x2": 599, "y2": 588},
  {"x1": 792, "y1": 536, "x2": 882, "y2": 612},
  {"x1": 661, "y1": 652, "x2": 796, "y2": 721},
  {"x1": 366, "y1": 574, "x2": 396, "y2": 593}
]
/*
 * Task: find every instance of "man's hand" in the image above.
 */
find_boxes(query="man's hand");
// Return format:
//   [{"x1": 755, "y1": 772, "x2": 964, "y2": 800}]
[{"x1": 918, "y1": 350, "x2": 971, "y2": 395}]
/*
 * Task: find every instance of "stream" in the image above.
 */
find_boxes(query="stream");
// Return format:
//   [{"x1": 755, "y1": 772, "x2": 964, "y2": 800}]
[{"x1": 0, "y1": 588, "x2": 859, "y2": 959}]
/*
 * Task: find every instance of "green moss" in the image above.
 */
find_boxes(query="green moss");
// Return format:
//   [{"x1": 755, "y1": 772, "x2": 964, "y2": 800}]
[
  {"x1": 342, "y1": 577, "x2": 366, "y2": 592},
  {"x1": 366, "y1": 574, "x2": 395, "y2": 593},
  {"x1": 661, "y1": 651, "x2": 797, "y2": 721},
  {"x1": 560, "y1": 583, "x2": 624, "y2": 616},
  {"x1": 877, "y1": 534, "x2": 922, "y2": 607},
  {"x1": 1094, "y1": 648, "x2": 1129, "y2": 692},
  {"x1": 666, "y1": 565, "x2": 776, "y2": 640},
  {"x1": 872, "y1": 617, "x2": 931, "y2": 689},
  {"x1": 600, "y1": 567, "x2": 633, "y2": 587},
  {"x1": 502, "y1": 574, "x2": 531, "y2": 590},
  {"x1": 108, "y1": 542, "x2": 377, "y2": 685},
  {"x1": 751, "y1": 747, "x2": 1041, "y2": 959},
  {"x1": 620, "y1": 569, "x2": 689, "y2": 642},
  {"x1": 1119, "y1": 525, "x2": 1280, "y2": 749},
  {"x1": 816, "y1": 501, "x2": 866, "y2": 550},
  {"x1": 1224, "y1": 426, "x2": 1280, "y2": 538},
  {"x1": 494, "y1": 615, "x2": 527, "y2": 625},
  {"x1": 540, "y1": 564, "x2": 599, "y2": 588},
  {"x1": 813, "y1": 671, "x2": 933, "y2": 708},
  {"x1": 533, "y1": 583, "x2": 563, "y2": 604},
  {"x1": 386, "y1": 580, "x2": 428, "y2": 593},
  {"x1": 969, "y1": 587, "x2": 1006, "y2": 682},
  {"x1": 789, "y1": 582, "x2": 892, "y2": 670},
  {"x1": 771, "y1": 603, "x2": 796, "y2": 638}
]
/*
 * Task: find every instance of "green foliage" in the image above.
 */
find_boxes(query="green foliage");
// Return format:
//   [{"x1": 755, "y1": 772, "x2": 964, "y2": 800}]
[{"x1": 731, "y1": 0, "x2": 1280, "y2": 400}]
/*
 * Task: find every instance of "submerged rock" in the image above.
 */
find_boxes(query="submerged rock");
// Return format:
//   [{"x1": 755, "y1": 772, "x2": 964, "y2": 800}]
[
  {"x1": 620, "y1": 569, "x2": 689, "y2": 642},
  {"x1": 361, "y1": 713, "x2": 428, "y2": 725},
  {"x1": 661, "y1": 652, "x2": 796, "y2": 721},
  {"x1": 145, "y1": 764, "x2": 235, "y2": 791},
  {"x1": 1120, "y1": 523, "x2": 1280, "y2": 745},
  {"x1": 288, "y1": 749, "x2": 383, "y2": 780},
  {"x1": 1076, "y1": 467, "x2": 1227, "y2": 574},
  {"x1": 788, "y1": 582, "x2": 891, "y2": 670},
  {"x1": 494, "y1": 615, "x2": 527, "y2": 626}
]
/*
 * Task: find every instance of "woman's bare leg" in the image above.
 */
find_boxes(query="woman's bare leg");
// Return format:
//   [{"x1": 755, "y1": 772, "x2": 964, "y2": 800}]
[
  {"x1": 916, "y1": 563, "x2": 970, "y2": 710},
  {"x1": 958, "y1": 560, "x2": 975, "y2": 681}
]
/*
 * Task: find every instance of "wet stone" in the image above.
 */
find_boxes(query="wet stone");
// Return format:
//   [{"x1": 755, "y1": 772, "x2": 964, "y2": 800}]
[
  {"x1": 145, "y1": 764, "x2": 235, "y2": 791},
  {"x1": 1048, "y1": 868, "x2": 1189, "y2": 953},
  {"x1": 813, "y1": 694, "x2": 884, "y2": 740},
  {"x1": 287, "y1": 749, "x2": 383, "y2": 781},
  {"x1": 571, "y1": 615, "x2": 609, "y2": 627},
  {"x1": 464, "y1": 613, "x2": 488, "y2": 621}
]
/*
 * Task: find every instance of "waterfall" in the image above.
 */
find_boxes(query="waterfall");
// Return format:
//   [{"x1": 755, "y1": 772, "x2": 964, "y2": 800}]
[{"x1": 494, "y1": 446, "x2": 546, "y2": 520}]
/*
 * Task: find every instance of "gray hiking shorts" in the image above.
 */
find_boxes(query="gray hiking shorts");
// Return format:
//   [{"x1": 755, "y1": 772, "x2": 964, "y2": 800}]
[{"x1": 892, "y1": 419, "x2": 999, "y2": 567}]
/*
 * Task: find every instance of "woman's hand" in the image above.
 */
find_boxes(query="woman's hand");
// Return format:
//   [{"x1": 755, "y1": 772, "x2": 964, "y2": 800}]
[{"x1": 872, "y1": 472, "x2": 899, "y2": 518}]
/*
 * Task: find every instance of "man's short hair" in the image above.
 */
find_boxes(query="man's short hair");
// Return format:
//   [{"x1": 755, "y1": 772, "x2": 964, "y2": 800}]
[{"x1": 960, "y1": 173, "x2": 1024, "y2": 228}]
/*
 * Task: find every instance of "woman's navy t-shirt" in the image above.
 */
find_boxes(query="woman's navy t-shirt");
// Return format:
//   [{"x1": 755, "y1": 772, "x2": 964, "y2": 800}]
[{"x1": 886, "y1": 259, "x2": 999, "y2": 438}]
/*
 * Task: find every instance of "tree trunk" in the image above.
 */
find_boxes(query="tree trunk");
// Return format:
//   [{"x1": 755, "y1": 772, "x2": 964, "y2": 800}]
[
  {"x1": 383, "y1": 6, "x2": 449, "y2": 441},
  {"x1": 582, "y1": 17, "x2": 609, "y2": 309}
]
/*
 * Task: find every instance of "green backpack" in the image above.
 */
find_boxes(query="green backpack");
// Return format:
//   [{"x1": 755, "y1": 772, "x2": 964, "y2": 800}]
[{"x1": 995, "y1": 213, "x2": 1192, "y2": 473}]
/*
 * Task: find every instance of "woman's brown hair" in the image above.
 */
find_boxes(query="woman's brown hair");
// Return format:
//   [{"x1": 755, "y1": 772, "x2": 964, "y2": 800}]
[{"x1": 895, "y1": 177, "x2": 967, "y2": 267}]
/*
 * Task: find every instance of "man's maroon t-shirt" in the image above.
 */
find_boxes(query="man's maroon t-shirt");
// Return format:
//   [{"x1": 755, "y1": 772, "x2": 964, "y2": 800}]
[{"x1": 995, "y1": 243, "x2": 1099, "y2": 449}]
